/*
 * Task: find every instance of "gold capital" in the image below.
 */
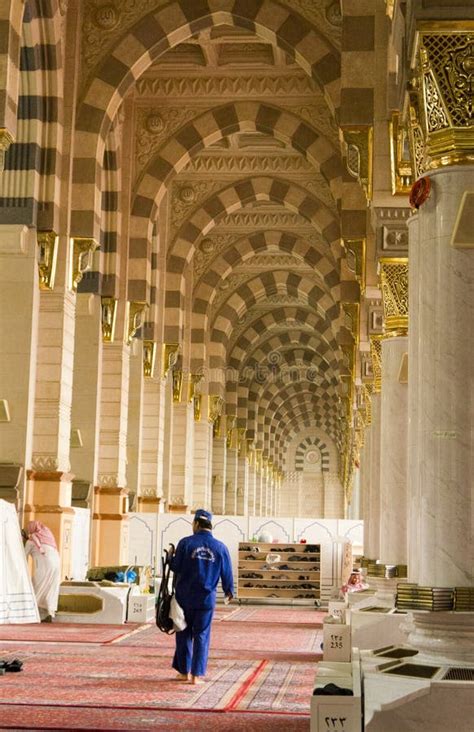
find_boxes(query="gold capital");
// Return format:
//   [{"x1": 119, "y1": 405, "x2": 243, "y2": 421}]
[{"x1": 410, "y1": 25, "x2": 474, "y2": 171}]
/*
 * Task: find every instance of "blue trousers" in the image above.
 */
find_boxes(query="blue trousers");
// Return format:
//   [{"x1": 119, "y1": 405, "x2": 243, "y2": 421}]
[{"x1": 172, "y1": 606, "x2": 214, "y2": 677}]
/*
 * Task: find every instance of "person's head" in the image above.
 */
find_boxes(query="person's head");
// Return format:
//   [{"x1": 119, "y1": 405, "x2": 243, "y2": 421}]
[{"x1": 192, "y1": 509, "x2": 213, "y2": 533}]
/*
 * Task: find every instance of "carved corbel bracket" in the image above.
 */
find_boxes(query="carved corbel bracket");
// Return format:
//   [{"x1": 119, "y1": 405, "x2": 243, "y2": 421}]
[
  {"x1": 101, "y1": 297, "x2": 117, "y2": 342},
  {"x1": 37, "y1": 231, "x2": 59, "y2": 290},
  {"x1": 162, "y1": 343, "x2": 180, "y2": 379},
  {"x1": 143, "y1": 340, "x2": 157, "y2": 377},
  {"x1": 71, "y1": 237, "x2": 98, "y2": 290},
  {"x1": 127, "y1": 301, "x2": 147, "y2": 344}
]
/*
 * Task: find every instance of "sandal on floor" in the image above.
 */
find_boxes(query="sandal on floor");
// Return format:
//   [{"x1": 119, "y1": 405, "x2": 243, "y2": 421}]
[{"x1": 1, "y1": 659, "x2": 23, "y2": 672}]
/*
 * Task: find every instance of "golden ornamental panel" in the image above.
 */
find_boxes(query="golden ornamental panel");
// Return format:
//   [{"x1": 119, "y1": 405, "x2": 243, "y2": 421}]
[
  {"x1": 411, "y1": 24, "x2": 474, "y2": 170},
  {"x1": 389, "y1": 112, "x2": 413, "y2": 194},
  {"x1": 379, "y1": 258, "x2": 408, "y2": 334},
  {"x1": 370, "y1": 335, "x2": 383, "y2": 393}
]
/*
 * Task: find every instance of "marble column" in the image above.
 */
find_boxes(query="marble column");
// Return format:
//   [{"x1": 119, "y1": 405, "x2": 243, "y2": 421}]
[
  {"x1": 225, "y1": 426, "x2": 238, "y2": 515},
  {"x1": 379, "y1": 336, "x2": 408, "y2": 566},
  {"x1": 70, "y1": 294, "x2": 102, "y2": 494},
  {"x1": 27, "y1": 280, "x2": 77, "y2": 579},
  {"x1": 126, "y1": 341, "x2": 144, "y2": 508},
  {"x1": 408, "y1": 167, "x2": 474, "y2": 588},
  {"x1": 360, "y1": 430, "x2": 372, "y2": 557},
  {"x1": 366, "y1": 393, "x2": 381, "y2": 559},
  {"x1": 138, "y1": 376, "x2": 166, "y2": 513},
  {"x1": 91, "y1": 341, "x2": 130, "y2": 566},
  {"x1": 168, "y1": 400, "x2": 194, "y2": 511},
  {"x1": 0, "y1": 226, "x2": 39, "y2": 507},
  {"x1": 211, "y1": 435, "x2": 226, "y2": 515},
  {"x1": 192, "y1": 416, "x2": 213, "y2": 510}
]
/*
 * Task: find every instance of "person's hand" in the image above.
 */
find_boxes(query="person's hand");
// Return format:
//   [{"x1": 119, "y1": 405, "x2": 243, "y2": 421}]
[{"x1": 224, "y1": 593, "x2": 233, "y2": 605}]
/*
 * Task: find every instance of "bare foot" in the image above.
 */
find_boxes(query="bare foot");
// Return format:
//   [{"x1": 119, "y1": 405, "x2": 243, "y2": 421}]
[
  {"x1": 175, "y1": 673, "x2": 190, "y2": 681},
  {"x1": 191, "y1": 675, "x2": 206, "y2": 685}
]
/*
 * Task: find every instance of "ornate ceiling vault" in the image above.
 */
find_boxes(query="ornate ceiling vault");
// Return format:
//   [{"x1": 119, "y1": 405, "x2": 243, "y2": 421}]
[{"x1": 2, "y1": 0, "x2": 431, "y2": 506}]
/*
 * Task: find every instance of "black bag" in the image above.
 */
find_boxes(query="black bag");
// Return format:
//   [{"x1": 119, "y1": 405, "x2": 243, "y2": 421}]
[{"x1": 155, "y1": 546, "x2": 176, "y2": 634}]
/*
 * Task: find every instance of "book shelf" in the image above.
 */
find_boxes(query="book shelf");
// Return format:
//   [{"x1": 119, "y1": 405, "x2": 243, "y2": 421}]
[{"x1": 237, "y1": 542, "x2": 321, "y2": 601}]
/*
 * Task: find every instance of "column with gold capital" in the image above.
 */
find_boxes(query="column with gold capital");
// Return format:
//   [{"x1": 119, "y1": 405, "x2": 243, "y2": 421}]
[
  {"x1": 378, "y1": 258, "x2": 409, "y2": 569},
  {"x1": 404, "y1": 24, "x2": 474, "y2": 659}
]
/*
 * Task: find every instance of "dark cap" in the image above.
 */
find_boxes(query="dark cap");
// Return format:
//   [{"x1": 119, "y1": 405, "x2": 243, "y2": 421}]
[{"x1": 194, "y1": 509, "x2": 213, "y2": 523}]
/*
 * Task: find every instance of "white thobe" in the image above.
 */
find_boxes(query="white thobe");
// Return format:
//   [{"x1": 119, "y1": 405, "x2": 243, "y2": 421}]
[{"x1": 25, "y1": 541, "x2": 60, "y2": 618}]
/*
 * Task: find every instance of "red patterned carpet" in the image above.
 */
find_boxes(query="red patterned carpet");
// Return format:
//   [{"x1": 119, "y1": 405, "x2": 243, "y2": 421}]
[
  {"x1": 0, "y1": 623, "x2": 140, "y2": 644},
  {"x1": 0, "y1": 605, "x2": 323, "y2": 730},
  {"x1": 222, "y1": 607, "x2": 326, "y2": 625}
]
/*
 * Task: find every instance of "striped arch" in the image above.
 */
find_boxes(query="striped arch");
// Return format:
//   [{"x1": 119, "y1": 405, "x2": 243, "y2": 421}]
[
  {"x1": 266, "y1": 401, "x2": 340, "y2": 452},
  {"x1": 167, "y1": 176, "x2": 341, "y2": 335},
  {"x1": 72, "y1": 1, "x2": 341, "y2": 241},
  {"x1": 131, "y1": 100, "x2": 341, "y2": 228},
  {"x1": 283, "y1": 425, "x2": 339, "y2": 473},
  {"x1": 80, "y1": 115, "x2": 123, "y2": 297},
  {"x1": 0, "y1": 1, "x2": 63, "y2": 230},
  {"x1": 259, "y1": 387, "x2": 341, "y2": 439},
  {"x1": 227, "y1": 305, "x2": 341, "y2": 363},
  {"x1": 234, "y1": 333, "x2": 342, "y2": 389},
  {"x1": 247, "y1": 376, "x2": 341, "y2": 428},
  {"x1": 295, "y1": 436, "x2": 330, "y2": 473},
  {"x1": 280, "y1": 414, "x2": 344, "y2": 453},
  {"x1": 164, "y1": 177, "x2": 340, "y2": 342},
  {"x1": 191, "y1": 229, "x2": 340, "y2": 362},
  {"x1": 211, "y1": 269, "x2": 337, "y2": 340},
  {"x1": 0, "y1": 0, "x2": 24, "y2": 136}
]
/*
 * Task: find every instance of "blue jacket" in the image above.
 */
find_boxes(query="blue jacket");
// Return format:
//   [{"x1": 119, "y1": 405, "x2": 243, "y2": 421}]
[{"x1": 170, "y1": 530, "x2": 234, "y2": 610}]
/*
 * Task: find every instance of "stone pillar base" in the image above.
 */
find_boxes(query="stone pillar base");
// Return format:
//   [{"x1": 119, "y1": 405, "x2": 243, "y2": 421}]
[
  {"x1": 168, "y1": 503, "x2": 188, "y2": 514},
  {"x1": 406, "y1": 611, "x2": 474, "y2": 663},
  {"x1": 91, "y1": 486, "x2": 129, "y2": 566},
  {"x1": 366, "y1": 576, "x2": 399, "y2": 607},
  {"x1": 137, "y1": 495, "x2": 161, "y2": 513},
  {"x1": 25, "y1": 470, "x2": 74, "y2": 579}
]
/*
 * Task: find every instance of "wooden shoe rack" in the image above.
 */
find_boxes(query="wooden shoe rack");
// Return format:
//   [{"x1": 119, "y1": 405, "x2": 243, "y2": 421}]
[{"x1": 237, "y1": 542, "x2": 321, "y2": 601}]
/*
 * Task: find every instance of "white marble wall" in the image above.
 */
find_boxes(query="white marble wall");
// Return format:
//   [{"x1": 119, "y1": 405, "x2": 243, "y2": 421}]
[{"x1": 408, "y1": 167, "x2": 474, "y2": 587}]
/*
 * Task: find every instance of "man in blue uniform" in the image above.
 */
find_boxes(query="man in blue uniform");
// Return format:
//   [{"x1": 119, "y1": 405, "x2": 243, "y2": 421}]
[{"x1": 169, "y1": 509, "x2": 234, "y2": 684}]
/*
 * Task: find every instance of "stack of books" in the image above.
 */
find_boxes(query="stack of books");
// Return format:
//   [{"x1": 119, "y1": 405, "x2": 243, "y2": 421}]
[
  {"x1": 367, "y1": 562, "x2": 386, "y2": 577},
  {"x1": 454, "y1": 587, "x2": 474, "y2": 612},
  {"x1": 396, "y1": 583, "x2": 454, "y2": 611}
]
